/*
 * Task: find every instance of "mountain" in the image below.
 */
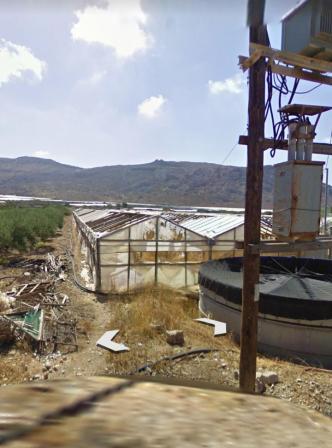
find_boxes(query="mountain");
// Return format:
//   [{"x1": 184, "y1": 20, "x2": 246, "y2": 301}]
[{"x1": 0, "y1": 156, "x2": 329, "y2": 208}]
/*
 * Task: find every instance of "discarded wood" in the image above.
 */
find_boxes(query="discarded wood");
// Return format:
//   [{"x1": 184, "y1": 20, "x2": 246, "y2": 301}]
[
  {"x1": 16, "y1": 284, "x2": 28, "y2": 297},
  {"x1": 0, "y1": 250, "x2": 75, "y2": 354},
  {"x1": 0, "y1": 276, "x2": 20, "y2": 280},
  {"x1": 30, "y1": 283, "x2": 41, "y2": 293}
]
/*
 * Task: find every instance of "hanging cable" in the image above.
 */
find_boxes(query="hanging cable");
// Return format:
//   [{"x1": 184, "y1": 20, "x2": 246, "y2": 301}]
[
  {"x1": 221, "y1": 141, "x2": 238, "y2": 164},
  {"x1": 294, "y1": 84, "x2": 322, "y2": 94}
]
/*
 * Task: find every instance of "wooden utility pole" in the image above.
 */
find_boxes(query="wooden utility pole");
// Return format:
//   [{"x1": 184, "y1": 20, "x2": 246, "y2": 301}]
[{"x1": 239, "y1": 0, "x2": 266, "y2": 392}]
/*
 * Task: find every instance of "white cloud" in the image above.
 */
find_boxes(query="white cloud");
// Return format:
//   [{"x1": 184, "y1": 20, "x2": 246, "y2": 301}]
[
  {"x1": 0, "y1": 39, "x2": 46, "y2": 86},
  {"x1": 138, "y1": 95, "x2": 166, "y2": 119},
  {"x1": 208, "y1": 74, "x2": 246, "y2": 95},
  {"x1": 33, "y1": 150, "x2": 50, "y2": 157},
  {"x1": 71, "y1": 0, "x2": 153, "y2": 59}
]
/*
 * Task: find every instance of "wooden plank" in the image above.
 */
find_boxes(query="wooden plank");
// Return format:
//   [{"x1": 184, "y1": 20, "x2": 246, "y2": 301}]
[
  {"x1": 248, "y1": 238, "x2": 332, "y2": 255},
  {"x1": 30, "y1": 283, "x2": 41, "y2": 293},
  {"x1": 239, "y1": 53, "x2": 332, "y2": 85},
  {"x1": 250, "y1": 43, "x2": 332, "y2": 73},
  {"x1": 310, "y1": 33, "x2": 332, "y2": 53},
  {"x1": 16, "y1": 284, "x2": 28, "y2": 297},
  {"x1": 238, "y1": 135, "x2": 332, "y2": 156},
  {"x1": 279, "y1": 104, "x2": 331, "y2": 116},
  {"x1": 239, "y1": 50, "x2": 263, "y2": 71},
  {"x1": 268, "y1": 62, "x2": 332, "y2": 86}
]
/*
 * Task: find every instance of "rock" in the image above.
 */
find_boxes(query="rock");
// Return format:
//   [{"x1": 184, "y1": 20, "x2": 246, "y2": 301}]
[
  {"x1": 221, "y1": 362, "x2": 228, "y2": 369},
  {"x1": 43, "y1": 373, "x2": 49, "y2": 380},
  {"x1": 32, "y1": 374, "x2": 41, "y2": 381},
  {"x1": 234, "y1": 370, "x2": 239, "y2": 381},
  {"x1": 24, "y1": 272, "x2": 31, "y2": 277},
  {"x1": 256, "y1": 371, "x2": 279, "y2": 386},
  {"x1": 76, "y1": 373, "x2": 82, "y2": 377},
  {"x1": 53, "y1": 365, "x2": 59, "y2": 372},
  {"x1": 166, "y1": 330, "x2": 184, "y2": 346},
  {"x1": 255, "y1": 379, "x2": 266, "y2": 394},
  {"x1": 45, "y1": 361, "x2": 52, "y2": 370}
]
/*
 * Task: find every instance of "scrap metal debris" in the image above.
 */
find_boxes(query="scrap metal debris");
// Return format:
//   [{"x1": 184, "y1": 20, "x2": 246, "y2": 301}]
[
  {"x1": 96, "y1": 330, "x2": 129, "y2": 353},
  {"x1": 0, "y1": 253, "x2": 76, "y2": 354},
  {"x1": 195, "y1": 318, "x2": 227, "y2": 336}
]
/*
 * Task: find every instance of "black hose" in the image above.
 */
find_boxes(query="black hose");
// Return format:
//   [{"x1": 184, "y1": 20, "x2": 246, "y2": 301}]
[{"x1": 129, "y1": 348, "x2": 220, "y2": 375}]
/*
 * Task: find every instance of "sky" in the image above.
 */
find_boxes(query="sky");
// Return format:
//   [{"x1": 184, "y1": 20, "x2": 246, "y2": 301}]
[{"x1": 0, "y1": 0, "x2": 332, "y2": 170}]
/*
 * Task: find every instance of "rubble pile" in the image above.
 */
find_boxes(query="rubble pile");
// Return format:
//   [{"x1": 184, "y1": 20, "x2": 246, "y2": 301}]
[{"x1": 0, "y1": 253, "x2": 77, "y2": 354}]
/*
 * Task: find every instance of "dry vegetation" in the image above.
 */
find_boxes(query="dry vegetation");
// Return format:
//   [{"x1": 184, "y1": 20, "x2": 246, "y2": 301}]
[{"x1": 105, "y1": 286, "x2": 233, "y2": 374}]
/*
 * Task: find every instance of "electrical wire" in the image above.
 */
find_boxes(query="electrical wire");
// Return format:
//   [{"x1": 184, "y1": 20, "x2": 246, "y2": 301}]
[
  {"x1": 263, "y1": 62, "x2": 321, "y2": 158},
  {"x1": 294, "y1": 84, "x2": 322, "y2": 94},
  {"x1": 221, "y1": 141, "x2": 238, "y2": 165}
]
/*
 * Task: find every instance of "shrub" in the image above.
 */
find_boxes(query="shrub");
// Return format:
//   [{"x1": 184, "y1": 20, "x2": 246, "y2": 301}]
[{"x1": 0, "y1": 205, "x2": 70, "y2": 252}]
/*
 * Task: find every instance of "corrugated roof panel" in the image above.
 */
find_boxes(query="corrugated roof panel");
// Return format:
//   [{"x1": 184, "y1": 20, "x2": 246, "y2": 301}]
[
  {"x1": 88, "y1": 212, "x2": 152, "y2": 234},
  {"x1": 74, "y1": 209, "x2": 273, "y2": 241},
  {"x1": 82, "y1": 209, "x2": 111, "y2": 224},
  {"x1": 74, "y1": 209, "x2": 155, "y2": 238},
  {"x1": 75, "y1": 208, "x2": 94, "y2": 217},
  {"x1": 178, "y1": 215, "x2": 245, "y2": 238}
]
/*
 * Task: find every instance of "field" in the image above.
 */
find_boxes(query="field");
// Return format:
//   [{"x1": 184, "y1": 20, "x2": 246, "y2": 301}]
[
  {"x1": 0, "y1": 214, "x2": 331, "y2": 419},
  {"x1": 0, "y1": 204, "x2": 69, "y2": 252}
]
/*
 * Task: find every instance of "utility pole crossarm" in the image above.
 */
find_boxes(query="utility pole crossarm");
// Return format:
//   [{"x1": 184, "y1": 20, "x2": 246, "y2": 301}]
[{"x1": 238, "y1": 135, "x2": 332, "y2": 156}]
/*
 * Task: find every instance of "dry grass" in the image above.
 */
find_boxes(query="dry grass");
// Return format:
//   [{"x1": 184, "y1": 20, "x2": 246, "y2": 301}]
[
  {"x1": 0, "y1": 360, "x2": 24, "y2": 384},
  {"x1": 106, "y1": 286, "x2": 235, "y2": 374},
  {"x1": 111, "y1": 286, "x2": 195, "y2": 338}
]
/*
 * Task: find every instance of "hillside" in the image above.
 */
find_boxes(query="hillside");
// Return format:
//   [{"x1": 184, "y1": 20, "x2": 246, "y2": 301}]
[{"x1": 0, "y1": 156, "x2": 328, "y2": 208}]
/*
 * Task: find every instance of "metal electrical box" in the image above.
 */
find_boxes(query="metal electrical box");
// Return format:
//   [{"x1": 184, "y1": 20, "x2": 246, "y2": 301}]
[
  {"x1": 282, "y1": 0, "x2": 332, "y2": 54},
  {"x1": 272, "y1": 161, "x2": 324, "y2": 240}
]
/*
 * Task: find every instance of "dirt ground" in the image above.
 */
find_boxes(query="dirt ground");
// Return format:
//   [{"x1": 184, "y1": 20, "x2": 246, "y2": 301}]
[{"x1": 0, "y1": 217, "x2": 331, "y2": 418}]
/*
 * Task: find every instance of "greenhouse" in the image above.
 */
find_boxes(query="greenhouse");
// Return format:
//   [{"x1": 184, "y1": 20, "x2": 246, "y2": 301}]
[{"x1": 72, "y1": 208, "x2": 272, "y2": 293}]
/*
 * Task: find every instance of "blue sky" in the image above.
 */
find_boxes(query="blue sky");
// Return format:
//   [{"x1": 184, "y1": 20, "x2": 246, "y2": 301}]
[{"x1": 0, "y1": 0, "x2": 331, "y2": 170}]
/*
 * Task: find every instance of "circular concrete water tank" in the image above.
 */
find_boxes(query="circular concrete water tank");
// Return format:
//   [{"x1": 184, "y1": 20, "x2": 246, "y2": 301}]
[{"x1": 199, "y1": 256, "x2": 332, "y2": 368}]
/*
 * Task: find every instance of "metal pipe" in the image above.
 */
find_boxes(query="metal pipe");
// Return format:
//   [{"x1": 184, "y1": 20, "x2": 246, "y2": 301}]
[
  {"x1": 288, "y1": 123, "x2": 297, "y2": 161},
  {"x1": 324, "y1": 167, "x2": 329, "y2": 234},
  {"x1": 296, "y1": 125, "x2": 306, "y2": 160},
  {"x1": 305, "y1": 124, "x2": 314, "y2": 161}
]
